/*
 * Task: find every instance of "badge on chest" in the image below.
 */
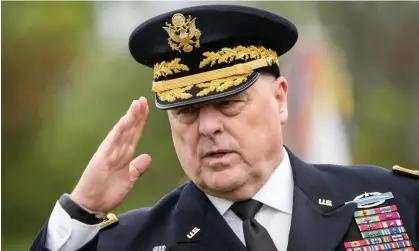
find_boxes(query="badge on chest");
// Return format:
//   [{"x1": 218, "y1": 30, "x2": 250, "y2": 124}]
[{"x1": 343, "y1": 192, "x2": 415, "y2": 251}]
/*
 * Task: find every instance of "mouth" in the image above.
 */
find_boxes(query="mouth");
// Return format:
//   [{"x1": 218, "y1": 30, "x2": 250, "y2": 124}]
[{"x1": 202, "y1": 150, "x2": 235, "y2": 159}]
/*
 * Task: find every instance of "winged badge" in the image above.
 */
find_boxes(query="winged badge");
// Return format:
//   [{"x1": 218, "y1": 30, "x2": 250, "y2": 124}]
[{"x1": 163, "y1": 13, "x2": 201, "y2": 53}]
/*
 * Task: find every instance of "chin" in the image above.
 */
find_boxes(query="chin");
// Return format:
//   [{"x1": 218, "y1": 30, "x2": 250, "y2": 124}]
[{"x1": 201, "y1": 167, "x2": 248, "y2": 194}]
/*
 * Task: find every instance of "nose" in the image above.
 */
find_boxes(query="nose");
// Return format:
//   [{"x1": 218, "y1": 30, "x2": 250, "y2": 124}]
[{"x1": 198, "y1": 106, "x2": 224, "y2": 137}]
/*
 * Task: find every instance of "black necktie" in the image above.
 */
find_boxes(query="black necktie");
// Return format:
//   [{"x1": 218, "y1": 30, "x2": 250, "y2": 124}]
[{"x1": 230, "y1": 199, "x2": 278, "y2": 251}]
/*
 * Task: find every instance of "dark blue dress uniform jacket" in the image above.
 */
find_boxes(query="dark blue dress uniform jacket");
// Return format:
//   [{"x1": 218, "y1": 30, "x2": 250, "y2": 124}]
[{"x1": 30, "y1": 149, "x2": 419, "y2": 251}]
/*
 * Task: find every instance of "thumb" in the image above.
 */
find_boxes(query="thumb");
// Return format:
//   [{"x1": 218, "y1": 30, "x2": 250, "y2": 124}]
[{"x1": 129, "y1": 154, "x2": 152, "y2": 182}]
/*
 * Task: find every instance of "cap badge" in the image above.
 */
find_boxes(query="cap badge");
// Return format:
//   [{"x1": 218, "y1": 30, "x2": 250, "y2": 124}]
[{"x1": 163, "y1": 13, "x2": 201, "y2": 53}]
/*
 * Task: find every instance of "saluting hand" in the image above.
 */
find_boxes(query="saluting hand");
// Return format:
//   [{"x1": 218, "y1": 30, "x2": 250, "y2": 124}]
[{"x1": 70, "y1": 97, "x2": 152, "y2": 214}]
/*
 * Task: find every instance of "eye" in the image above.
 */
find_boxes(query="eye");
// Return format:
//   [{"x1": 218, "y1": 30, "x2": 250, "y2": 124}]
[
  {"x1": 174, "y1": 106, "x2": 200, "y2": 124},
  {"x1": 218, "y1": 100, "x2": 238, "y2": 108},
  {"x1": 217, "y1": 99, "x2": 246, "y2": 116},
  {"x1": 177, "y1": 106, "x2": 197, "y2": 115}
]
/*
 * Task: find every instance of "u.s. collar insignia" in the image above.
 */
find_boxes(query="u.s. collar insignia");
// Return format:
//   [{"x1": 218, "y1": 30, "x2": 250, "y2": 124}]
[
  {"x1": 187, "y1": 226, "x2": 200, "y2": 239},
  {"x1": 351, "y1": 192, "x2": 394, "y2": 208},
  {"x1": 153, "y1": 245, "x2": 166, "y2": 251},
  {"x1": 163, "y1": 13, "x2": 201, "y2": 53}
]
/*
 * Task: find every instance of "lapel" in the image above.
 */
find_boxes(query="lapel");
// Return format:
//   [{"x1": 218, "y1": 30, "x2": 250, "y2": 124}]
[
  {"x1": 168, "y1": 181, "x2": 246, "y2": 251},
  {"x1": 286, "y1": 148, "x2": 358, "y2": 251}
]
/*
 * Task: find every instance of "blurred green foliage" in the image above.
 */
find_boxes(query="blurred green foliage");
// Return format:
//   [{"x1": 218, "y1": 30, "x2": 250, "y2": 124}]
[
  {"x1": 2, "y1": 2, "x2": 94, "y2": 248},
  {"x1": 2, "y1": 2, "x2": 184, "y2": 249},
  {"x1": 2, "y1": 2, "x2": 418, "y2": 250},
  {"x1": 317, "y1": 2, "x2": 419, "y2": 168}
]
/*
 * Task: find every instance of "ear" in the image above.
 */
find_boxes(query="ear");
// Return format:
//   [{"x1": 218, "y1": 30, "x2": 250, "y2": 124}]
[{"x1": 273, "y1": 76, "x2": 289, "y2": 125}]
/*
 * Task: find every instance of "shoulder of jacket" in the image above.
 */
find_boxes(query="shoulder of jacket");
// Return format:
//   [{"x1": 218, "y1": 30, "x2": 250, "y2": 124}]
[
  {"x1": 313, "y1": 163, "x2": 390, "y2": 177},
  {"x1": 392, "y1": 165, "x2": 419, "y2": 179},
  {"x1": 313, "y1": 163, "x2": 418, "y2": 183}
]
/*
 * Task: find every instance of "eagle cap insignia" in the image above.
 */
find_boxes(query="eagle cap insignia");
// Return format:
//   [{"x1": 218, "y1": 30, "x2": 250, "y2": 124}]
[{"x1": 163, "y1": 13, "x2": 201, "y2": 53}]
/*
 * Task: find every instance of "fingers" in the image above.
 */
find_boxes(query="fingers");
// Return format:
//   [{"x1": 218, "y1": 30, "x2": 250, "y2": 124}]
[
  {"x1": 117, "y1": 98, "x2": 148, "y2": 145},
  {"x1": 101, "y1": 97, "x2": 148, "y2": 154},
  {"x1": 117, "y1": 97, "x2": 147, "y2": 132},
  {"x1": 98, "y1": 118, "x2": 123, "y2": 154},
  {"x1": 129, "y1": 102, "x2": 149, "y2": 146},
  {"x1": 124, "y1": 97, "x2": 146, "y2": 128},
  {"x1": 129, "y1": 154, "x2": 152, "y2": 181}
]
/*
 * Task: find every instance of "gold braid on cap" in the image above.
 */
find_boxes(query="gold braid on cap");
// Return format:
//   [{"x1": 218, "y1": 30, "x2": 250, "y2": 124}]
[{"x1": 153, "y1": 45, "x2": 279, "y2": 102}]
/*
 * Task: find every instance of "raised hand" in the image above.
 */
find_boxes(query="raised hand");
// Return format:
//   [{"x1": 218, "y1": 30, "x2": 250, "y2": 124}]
[{"x1": 70, "y1": 97, "x2": 152, "y2": 214}]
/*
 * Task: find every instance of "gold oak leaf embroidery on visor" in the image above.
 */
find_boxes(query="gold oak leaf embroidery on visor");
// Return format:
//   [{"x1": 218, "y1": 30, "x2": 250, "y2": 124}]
[
  {"x1": 199, "y1": 46, "x2": 279, "y2": 68},
  {"x1": 157, "y1": 85, "x2": 193, "y2": 102},
  {"x1": 154, "y1": 58, "x2": 189, "y2": 80},
  {"x1": 156, "y1": 73, "x2": 251, "y2": 102},
  {"x1": 153, "y1": 45, "x2": 280, "y2": 102},
  {"x1": 196, "y1": 73, "x2": 251, "y2": 97}
]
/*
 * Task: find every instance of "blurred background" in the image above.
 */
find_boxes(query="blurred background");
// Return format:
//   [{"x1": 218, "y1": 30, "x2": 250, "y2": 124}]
[{"x1": 2, "y1": 1, "x2": 419, "y2": 250}]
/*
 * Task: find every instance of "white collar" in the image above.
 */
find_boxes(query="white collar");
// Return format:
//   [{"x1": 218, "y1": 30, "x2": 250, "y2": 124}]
[{"x1": 206, "y1": 147, "x2": 294, "y2": 216}]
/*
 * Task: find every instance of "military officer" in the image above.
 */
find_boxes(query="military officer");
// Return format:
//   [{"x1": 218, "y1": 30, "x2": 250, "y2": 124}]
[{"x1": 30, "y1": 4, "x2": 419, "y2": 251}]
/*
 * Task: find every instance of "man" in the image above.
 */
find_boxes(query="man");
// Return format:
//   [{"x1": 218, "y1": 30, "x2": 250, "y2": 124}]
[{"x1": 31, "y1": 4, "x2": 419, "y2": 251}]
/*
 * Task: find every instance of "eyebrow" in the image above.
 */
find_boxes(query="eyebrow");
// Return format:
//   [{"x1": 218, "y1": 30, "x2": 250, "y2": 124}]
[
  {"x1": 224, "y1": 90, "x2": 249, "y2": 100},
  {"x1": 169, "y1": 90, "x2": 250, "y2": 113}
]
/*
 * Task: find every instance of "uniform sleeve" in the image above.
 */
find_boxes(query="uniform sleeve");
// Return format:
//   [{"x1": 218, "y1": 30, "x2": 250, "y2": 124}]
[{"x1": 45, "y1": 201, "x2": 101, "y2": 251}]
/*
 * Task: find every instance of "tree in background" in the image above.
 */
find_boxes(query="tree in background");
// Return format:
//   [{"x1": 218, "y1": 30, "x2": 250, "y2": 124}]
[{"x1": 317, "y1": 2, "x2": 419, "y2": 169}]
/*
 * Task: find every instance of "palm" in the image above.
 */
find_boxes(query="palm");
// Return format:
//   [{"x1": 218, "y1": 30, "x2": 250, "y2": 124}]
[{"x1": 70, "y1": 97, "x2": 152, "y2": 213}]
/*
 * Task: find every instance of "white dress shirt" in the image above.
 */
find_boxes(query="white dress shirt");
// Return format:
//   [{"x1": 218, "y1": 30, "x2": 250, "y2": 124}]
[
  {"x1": 46, "y1": 148, "x2": 294, "y2": 251},
  {"x1": 46, "y1": 200, "x2": 102, "y2": 251},
  {"x1": 206, "y1": 147, "x2": 294, "y2": 251}
]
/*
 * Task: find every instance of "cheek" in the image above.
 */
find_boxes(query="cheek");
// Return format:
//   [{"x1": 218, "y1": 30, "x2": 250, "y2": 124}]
[
  {"x1": 239, "y1": 101, "x2": 282, "y2": 158},
  {"x1": 170, "y1": 123, "x2": 200, "y2": 170}
]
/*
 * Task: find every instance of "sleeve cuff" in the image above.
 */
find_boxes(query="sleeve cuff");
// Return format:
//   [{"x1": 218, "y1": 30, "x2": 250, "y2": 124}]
[{"x1": 46, "y1": 201, "x2": 101, "y2": 251}]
